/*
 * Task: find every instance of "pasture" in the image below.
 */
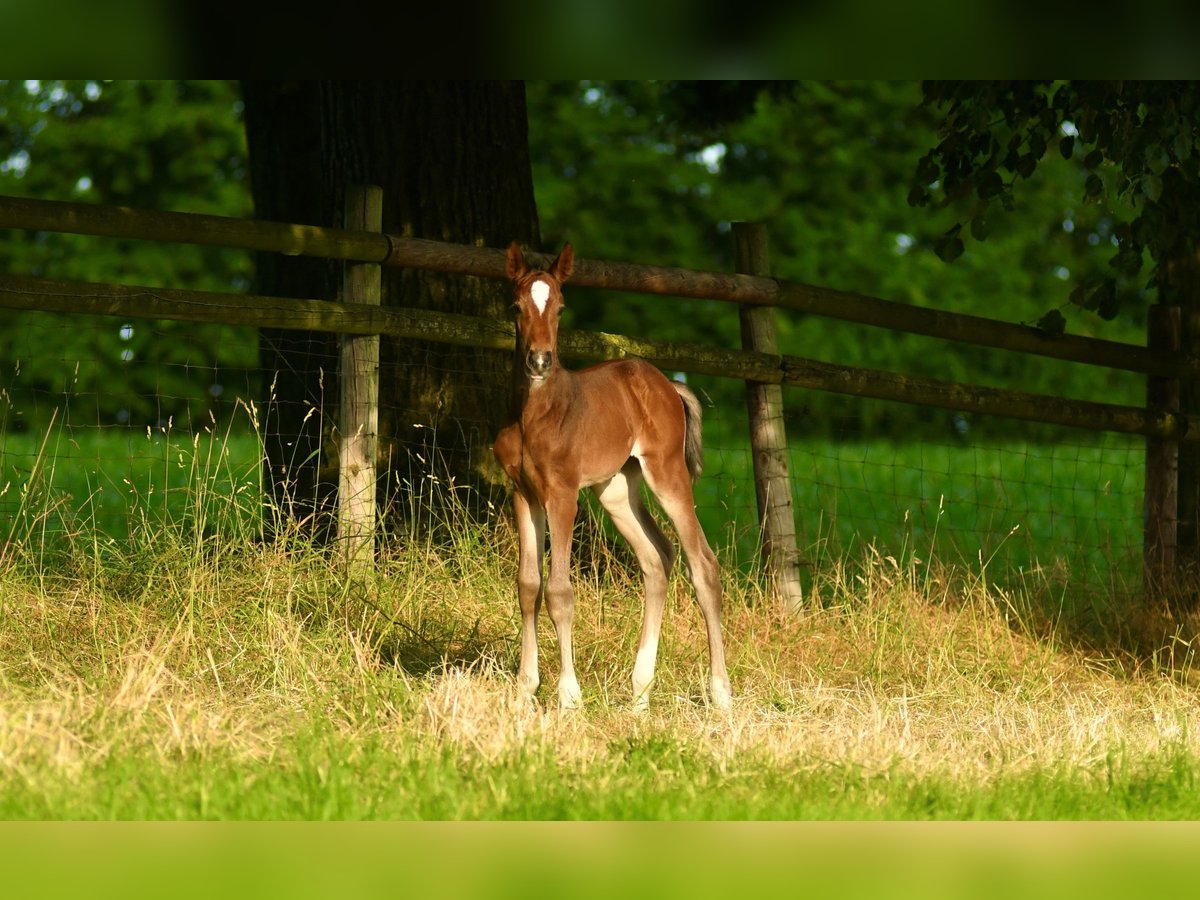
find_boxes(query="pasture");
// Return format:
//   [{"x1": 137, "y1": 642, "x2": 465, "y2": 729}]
[{"x1": 0, "y1": 424, "x2": 1197, "y2": 820}]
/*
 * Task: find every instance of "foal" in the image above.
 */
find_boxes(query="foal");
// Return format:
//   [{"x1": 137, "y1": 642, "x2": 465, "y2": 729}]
[{"x1": 492, "y1": 241, "x2": 731, "y2": 711}]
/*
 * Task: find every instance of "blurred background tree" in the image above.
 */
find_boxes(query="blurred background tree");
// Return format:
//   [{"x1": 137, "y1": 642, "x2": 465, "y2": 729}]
[
  {"x1": 909, "y1": 79, "x2": 1200, "y2": 579},
  {"x1": 238, "y1": 81, "x2": 539, "y2": 534},
  {"x1": 528, "y1": 80, "x2": 1149, "y2": 441},
  {"x1": 0, "y1": 80, "x2": 1163, "y2": 445},
  {"x1": 0, "y1": 80, "x2": 252, "y2": 432}
]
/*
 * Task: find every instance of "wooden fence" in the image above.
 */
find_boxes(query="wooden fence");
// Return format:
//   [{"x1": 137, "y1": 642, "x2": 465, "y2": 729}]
[{"x1": 0, "y1": 191, "x2": 1193, "y2": 605}]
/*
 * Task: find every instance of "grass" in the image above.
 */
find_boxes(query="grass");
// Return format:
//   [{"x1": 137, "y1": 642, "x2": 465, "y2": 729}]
[
  {"x1": 3, "y1": 422, "x2": 1145, "y2": 590},
  {"x1": 1, "y1": 420, "x2": 1200, "y2": 821},
  {"x1": 698, "y1": 433, "x2": 1145, "y2": 593},
  {"x1": 1, "y1": 525, "x2": 1199, "y2": 821},
  {"x1": 1, "y1": 416, "x2": 1198, "y2": 821},
  {"x1": 0, "y1": 417, "x2": 262, "y2": 551}
]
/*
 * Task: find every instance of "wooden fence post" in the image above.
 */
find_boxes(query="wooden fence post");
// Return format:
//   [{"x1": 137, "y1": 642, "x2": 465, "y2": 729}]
[
  {"x1": 733, "y1": 222, "x2": 804, "y2": 611},
  {"x1": 1144, "y1": 303, "x2": 1181, "y2": 596},
  {"x1": 1170, "y1": 248, "x2": 1200, "y2": 613},
  {"x1": 339, "y1": 184, "x2": 383, "y2": 573}
]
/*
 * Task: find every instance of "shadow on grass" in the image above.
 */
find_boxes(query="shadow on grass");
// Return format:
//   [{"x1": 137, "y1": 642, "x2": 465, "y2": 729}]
[
  {"x1": 372, "y1": 618, "x2": 509, "y2": 677},
  {"x1": 338, "y1": 576, "x2": 513, "y2": 678}
]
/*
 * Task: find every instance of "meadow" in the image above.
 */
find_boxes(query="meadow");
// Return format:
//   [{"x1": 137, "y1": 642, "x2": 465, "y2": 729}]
[{"x1": 0, "y1": 424, "x2": 1196, "y2": 821}]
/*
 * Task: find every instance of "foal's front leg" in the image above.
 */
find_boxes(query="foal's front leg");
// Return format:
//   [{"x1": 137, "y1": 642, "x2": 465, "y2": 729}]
[
  {"x1": 513, "y1": 489, "x2": 546, "y2": 700},
  {"x1": 544, "y1": 490, "x2": 583, "y2": 709}
]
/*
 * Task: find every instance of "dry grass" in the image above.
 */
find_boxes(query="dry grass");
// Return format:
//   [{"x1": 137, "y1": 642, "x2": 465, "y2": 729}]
[
  {"x1": 400, "y1": 548, "x2": 1200, "y2": 784},
  {"x1": 2, "y1": 509, "x2": 1200, "y2": 817}
]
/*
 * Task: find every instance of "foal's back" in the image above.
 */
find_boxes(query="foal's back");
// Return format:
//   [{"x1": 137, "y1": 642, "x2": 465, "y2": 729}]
[{"x1": 566, "y1": 359, "x2": 687, "y2": 479}]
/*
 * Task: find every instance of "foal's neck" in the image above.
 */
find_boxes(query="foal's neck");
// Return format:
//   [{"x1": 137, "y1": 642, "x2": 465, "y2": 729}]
[{"x1": 516, "y1": 364, "x2": 574, "y2": 420}]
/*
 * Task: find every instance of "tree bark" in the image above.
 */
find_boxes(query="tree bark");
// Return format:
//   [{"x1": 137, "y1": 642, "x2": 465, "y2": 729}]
[
  {"x1": 1169, "y1": 247, "x2": 1200, "y2": 606},
  {"x1": 240, "y1": 81, "x2": 540, "y2": 538},
  {"x1": 1144, "y1": 304, "x2": 1180, "y2": 596}
]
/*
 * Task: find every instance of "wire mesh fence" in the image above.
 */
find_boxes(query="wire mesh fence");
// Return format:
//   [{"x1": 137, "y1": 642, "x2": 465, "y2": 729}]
[
  {"x1": 695, "y1": 383, "x2": 1145, "y2": 599},
  {"x1": 1, "y1": 306, "x2": 1146, "y2": 602}
]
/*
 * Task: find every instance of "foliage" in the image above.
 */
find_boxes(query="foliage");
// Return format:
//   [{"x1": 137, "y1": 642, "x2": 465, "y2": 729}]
[
  {"x1": 912, "y1": 81, "x2": 1200, "y2": 320},
  {"x1": 527, "y1": 81, "x2": 1149, "y2": 440},
  {"x1": 0, "y1": 80, "x2": 254, "y2": 430},
  {"x1": 0, "y1": 80, "x2": 1171, "y2": 440}
]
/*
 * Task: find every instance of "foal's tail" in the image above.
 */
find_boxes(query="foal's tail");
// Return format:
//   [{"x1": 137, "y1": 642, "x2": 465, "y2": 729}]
[{"x1": 672, "y1": 381, "x2": 705, "y2": 482}]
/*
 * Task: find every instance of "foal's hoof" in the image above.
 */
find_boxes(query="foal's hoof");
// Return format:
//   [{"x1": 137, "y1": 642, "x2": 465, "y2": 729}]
[
  {"x1": 710, "y1": 683, "x2": 732, "y2": 713},
  {"x1": 558, "y1": 681, "x2": 583, "y2": 710}
]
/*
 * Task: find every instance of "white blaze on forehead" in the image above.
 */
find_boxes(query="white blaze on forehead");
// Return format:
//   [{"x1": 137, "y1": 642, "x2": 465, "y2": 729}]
[{"x1": 530, "y1": 279, "x2": 551, "y2": 314}]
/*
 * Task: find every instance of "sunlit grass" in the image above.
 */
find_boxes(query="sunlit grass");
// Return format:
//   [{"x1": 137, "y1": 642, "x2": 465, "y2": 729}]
[
  {"x1": 698, "y1": 434, "x2": 1144, "y2": 599},
  {"x1": 0, "y1": 417, "x2": 262, "y2": 557},
  {"x1": 0, "y1": 411, "x2": 1193, "y2": 819},
  {"x1": 0, "y1": 418, "x2": 1198, "y2": 819},
  {"x1": 1, "y1": 520, "x2": 1198, "y2": 820}
]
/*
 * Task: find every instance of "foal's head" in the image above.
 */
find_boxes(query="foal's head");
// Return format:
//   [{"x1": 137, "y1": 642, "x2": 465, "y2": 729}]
[{"x1": 506, "y1": 241, "x2": 575, "y2": 385}]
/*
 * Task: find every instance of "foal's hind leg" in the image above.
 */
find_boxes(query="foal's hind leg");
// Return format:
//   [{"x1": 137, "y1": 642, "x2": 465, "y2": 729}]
[
  {"x1": 593, "y1": 462, "x2": 675, "y2": 710},
  {"x1": 641, "y1": 456, "x2": 732, "y2": 711}
]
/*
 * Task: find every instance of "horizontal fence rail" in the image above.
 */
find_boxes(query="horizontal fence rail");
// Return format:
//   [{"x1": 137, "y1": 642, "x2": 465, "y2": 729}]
[
  {"x1": 0, "y1": 194, "x2": 1188, "y2": 379},
  {"x1": 0, "y1": 191, "x2": 1187, "y2": 597},
  {"x1": 0, "y1": 273, "x2": 1193, "y2": 443}
]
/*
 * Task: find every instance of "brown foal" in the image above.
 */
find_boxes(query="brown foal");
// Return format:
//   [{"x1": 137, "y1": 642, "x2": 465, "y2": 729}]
[{"x1": 492, "y1": 241, "x2": 731, "y2": 711}]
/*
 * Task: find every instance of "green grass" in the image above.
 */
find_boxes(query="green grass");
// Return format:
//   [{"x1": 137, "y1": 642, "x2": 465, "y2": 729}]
[
  {"x1": 1, "y1": 421, "x2": 1194, "y2": 821},
  {"x1": 1, "y1": 713, "x2": 1196, "y2": 820},
  {"x1": 1, "y1": 421, "x2": 262, "y2": 553},
  {"x1": 0, "y1": 527, "x2": 1198, "y2": 820},
  {"x1": 2, "y1": 421, "x2": 1144, "y2": 593},
  {"x1": 697, "y1": 433, "x2": 1144, "y2": 598}
]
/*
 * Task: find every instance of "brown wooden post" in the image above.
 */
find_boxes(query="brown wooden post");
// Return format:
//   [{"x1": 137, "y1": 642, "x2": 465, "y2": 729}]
[
  {"x1": 733, "y1": 222, "x2": 804, "y2": 611},
  {"x1": 1173, "y1": 249, "x2": 1200, "y2": 608},
  {"x1": 339, "y1": 185, "x2": 383, "y2": 573},
  {"x1": 1144, "y1": 303, "x2": 1181, "y2": 595}
]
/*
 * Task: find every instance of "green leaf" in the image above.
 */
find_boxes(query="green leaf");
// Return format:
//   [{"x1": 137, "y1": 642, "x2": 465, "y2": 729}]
[
  {"x1": 1144, "y1": 144, "x2": 1170, "y2": 175},
  {"x1": 916, "y1": 153, "x2": 940, "y2": 184},
  {"x1": 1028, "y1": 132, "x2": 1047, "y2": 159},
  {"x1": 1087, "y1": 280, "x2": 1119, "y2": 320},
  {"x1": 1059, "y1": 135, "x2": 1075, "y2": 159},
  {"x1": 934, "y1": 235, "x2": 965, "y2": 263},
  {"x1": 1083, "y1": 149, "x2": 1104, "y2": 170},
  {"x1": 1142, "y1": 173, "x2": 1163, "y2": 202},
  {"x1": 977, "y1": 170, "x2": 1004, "y2": 199},
  {"x1": 1173, "y1": 130, "x2": 1193, "y2": 161},
  {"x1": 970, "y1": 215, "x2": 991, "y2": 240},
  {"x1": 1110, "y1": 241, "x2": 1144, "y2": 275},
  {"x1": 1084, "y1": 173, "x2": 1104, "y2": 197},
  {"x1": 1034, "y1": 309, "x2": 1066, "y2": 336}
]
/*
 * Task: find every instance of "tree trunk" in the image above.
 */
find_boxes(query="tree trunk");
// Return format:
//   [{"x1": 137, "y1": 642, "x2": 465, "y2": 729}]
[
  {"x1": 1169, "y1": 246, "x2": 1200, "y2": 607},
  {"x1": 241, "y1": 81, "x2": 540, "y2": 539}
]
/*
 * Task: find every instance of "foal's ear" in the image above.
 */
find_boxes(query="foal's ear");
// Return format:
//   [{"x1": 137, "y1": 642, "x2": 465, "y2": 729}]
[
  {"x1": 549, "y1": 242, "x2": 574, "y2": 283},
  {"x1": 506, "y1": 241, "x2": 527, "y2": 281}
]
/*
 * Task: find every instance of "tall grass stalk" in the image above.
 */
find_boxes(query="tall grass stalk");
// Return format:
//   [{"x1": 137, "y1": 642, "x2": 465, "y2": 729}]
[{"x1": 3, "y1": 417, "x2": 1200, "y2": 818}]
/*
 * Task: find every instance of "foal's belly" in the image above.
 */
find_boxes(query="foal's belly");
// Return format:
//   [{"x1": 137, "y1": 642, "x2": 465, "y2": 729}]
[{"x1": 577, "y1": 440, "x2": 637, "y2": 488}]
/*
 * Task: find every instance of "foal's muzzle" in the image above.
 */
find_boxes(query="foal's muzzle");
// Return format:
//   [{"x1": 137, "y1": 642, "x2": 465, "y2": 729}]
[{"x1": 525, "y1": 349, "x2": 553, "y2": 379}]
